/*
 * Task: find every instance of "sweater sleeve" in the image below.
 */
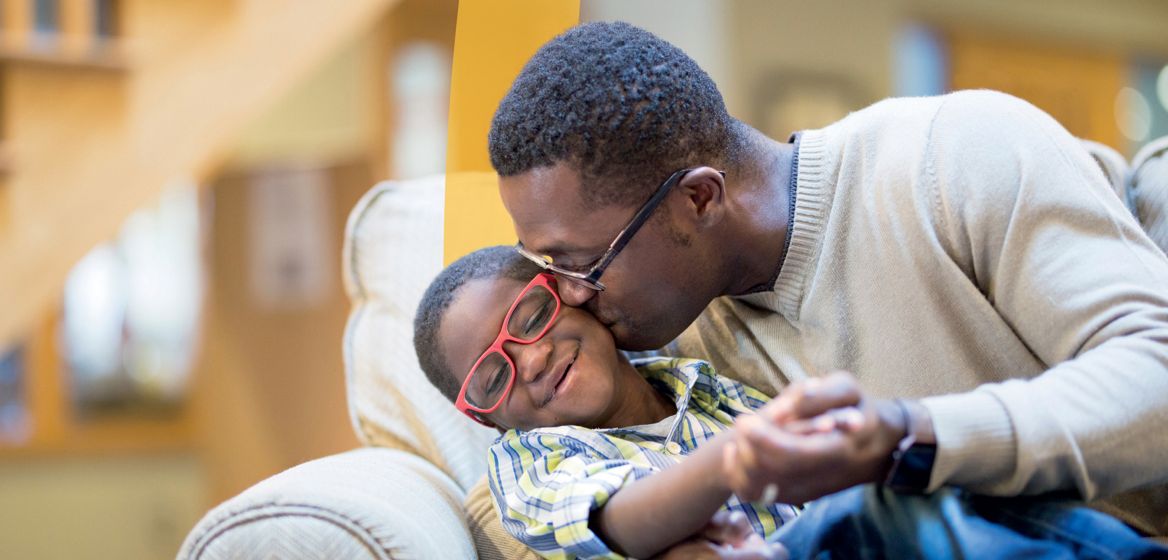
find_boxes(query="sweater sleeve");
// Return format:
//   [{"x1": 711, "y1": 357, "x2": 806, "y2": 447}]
[{"x1": 920, "y1": 90, "x2": 1168, "y2": 499}]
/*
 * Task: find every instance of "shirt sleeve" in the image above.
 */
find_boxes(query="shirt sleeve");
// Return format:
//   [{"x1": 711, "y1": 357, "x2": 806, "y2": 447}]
[
  {"x1": 486, "y1": 430, "x2": 660, "y2": 559},
  {"x1": 921, "y1": 90, "x2": 1168, "y2": 498}
]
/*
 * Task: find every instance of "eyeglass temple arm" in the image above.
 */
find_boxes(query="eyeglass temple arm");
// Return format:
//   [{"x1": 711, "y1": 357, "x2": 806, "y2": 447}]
[{"x1": 589, "y1": 168, "x2": 693, "y2": 278}]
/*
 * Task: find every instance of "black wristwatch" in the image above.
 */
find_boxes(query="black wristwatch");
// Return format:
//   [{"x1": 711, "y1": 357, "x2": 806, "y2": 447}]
[{"x1": 883, "y1": 399, "x2": 937, "y2": 493}]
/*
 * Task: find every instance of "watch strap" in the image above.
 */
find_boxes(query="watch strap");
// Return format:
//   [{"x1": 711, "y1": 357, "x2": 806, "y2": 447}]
[{"x1": 883, "y1": 399, "x2": 937, "y2": 493}]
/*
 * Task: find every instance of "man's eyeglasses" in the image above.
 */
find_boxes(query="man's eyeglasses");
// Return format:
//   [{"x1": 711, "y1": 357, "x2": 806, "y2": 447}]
[
  {"x1": 455, "y1": 272, "x2": 562, "y2": 427},
  {"x1": 516, "y1": 167, "x2": 725, "y2": 291}
]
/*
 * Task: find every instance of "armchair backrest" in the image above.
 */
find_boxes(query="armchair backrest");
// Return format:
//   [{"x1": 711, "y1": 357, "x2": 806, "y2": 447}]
[
  {"x1": 1131, "y1": 136, "x2": 1168, "y2": 254},
  {"x1": 1081, "y1": 139, "x2": 1131, "y2": 209},
  {"x1": 341, "y1": 175, "x2": 498, "y2": 492}
]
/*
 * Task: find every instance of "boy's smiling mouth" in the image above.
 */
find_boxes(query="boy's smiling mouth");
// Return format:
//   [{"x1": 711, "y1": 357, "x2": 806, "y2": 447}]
[{"x1": 542, "y1": 344, "x2": 579, "y2": 406}]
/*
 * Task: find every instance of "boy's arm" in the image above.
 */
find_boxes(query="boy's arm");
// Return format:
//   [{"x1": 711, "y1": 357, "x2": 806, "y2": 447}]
[
  {"x1": 488, "y1": 429, "x2": 744, "y2": 560},
  {"x1": 592, "y1": 431, "x2": 735, "y2": 559}
]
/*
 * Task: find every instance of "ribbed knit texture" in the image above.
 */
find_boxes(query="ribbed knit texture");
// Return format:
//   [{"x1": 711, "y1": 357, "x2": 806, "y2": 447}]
[{"x1": 672, "y1": 90, "x2": 1168, "y2": 536}]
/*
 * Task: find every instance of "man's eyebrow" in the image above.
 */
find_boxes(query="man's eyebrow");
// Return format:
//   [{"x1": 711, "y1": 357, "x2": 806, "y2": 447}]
[{"x1": 532, "y1": 243, "x2": 589, "y2": 258}]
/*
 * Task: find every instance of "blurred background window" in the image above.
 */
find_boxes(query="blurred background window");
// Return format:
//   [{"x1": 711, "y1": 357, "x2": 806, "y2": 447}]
[
  {"x1": 390, "y1": 42, "x2": 450, "y2": 179},
  {"x1": 61, "y1": 184, "x2": 204, "y2": 416},
  {"x1": 93, "y1": 0, "x2": 117, "y2": 39},
  {"x1": 894, "y1": 24, "x2": 946, "y2": 98},
  {"x1": 0, "y1": 345, "x2": 30, "y2": 444},
  {"x1": 1129, "y1": 59, "x2": 1168, "y2": 145},
  {"x1": 33, "y1": 0, "x2": 58, "y2": 35}
]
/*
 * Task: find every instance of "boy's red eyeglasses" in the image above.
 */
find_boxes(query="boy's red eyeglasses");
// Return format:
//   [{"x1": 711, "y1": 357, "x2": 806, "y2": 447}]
[{"x1": 455, "y1": 273, "x2": 562, "y2": 427}]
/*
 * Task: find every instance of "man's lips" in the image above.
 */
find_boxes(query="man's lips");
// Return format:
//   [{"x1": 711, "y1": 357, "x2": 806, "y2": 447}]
[{"x1": 542, "y1": 346, "x2": 579, "y2": 406}]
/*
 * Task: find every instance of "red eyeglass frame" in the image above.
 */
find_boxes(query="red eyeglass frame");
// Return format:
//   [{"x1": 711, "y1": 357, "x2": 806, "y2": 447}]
[{"x1": 455, "y1": 272, "x2": 562, "y2": 427}]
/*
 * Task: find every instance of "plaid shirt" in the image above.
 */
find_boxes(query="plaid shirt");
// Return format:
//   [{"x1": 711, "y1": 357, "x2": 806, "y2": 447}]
[{"x1": 486, "y1": 357, "x2": 800, "y2": 559}]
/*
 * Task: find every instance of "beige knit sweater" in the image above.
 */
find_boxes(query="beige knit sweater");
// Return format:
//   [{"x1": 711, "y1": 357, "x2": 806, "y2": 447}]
[{"x1": 671, "y1": 90, "x2": 1168, "y2": 535}]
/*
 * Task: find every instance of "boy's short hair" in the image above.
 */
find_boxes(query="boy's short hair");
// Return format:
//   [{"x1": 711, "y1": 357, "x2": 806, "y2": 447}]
[{"x1": 413, "y1": 245, "x2": 543, "y2": 402}]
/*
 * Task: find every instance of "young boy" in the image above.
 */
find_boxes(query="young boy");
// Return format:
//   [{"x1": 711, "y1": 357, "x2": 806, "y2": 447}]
[{"x1": 414, "y1": 246, "x2": 1166, "y2": 560}]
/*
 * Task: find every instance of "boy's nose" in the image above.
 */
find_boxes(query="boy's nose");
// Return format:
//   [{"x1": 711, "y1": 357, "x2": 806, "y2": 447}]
[
  {"x1": 507, "y1": 337, "x2": 553, "y2": 384},
  {"x1": 557, "y1": 277, "x2": 597, "y2": 307}
]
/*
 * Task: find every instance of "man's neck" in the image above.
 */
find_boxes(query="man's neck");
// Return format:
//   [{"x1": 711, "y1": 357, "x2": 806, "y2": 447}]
[{"x1": 722, "y1": 138, "x2": 796, "y2": 296}]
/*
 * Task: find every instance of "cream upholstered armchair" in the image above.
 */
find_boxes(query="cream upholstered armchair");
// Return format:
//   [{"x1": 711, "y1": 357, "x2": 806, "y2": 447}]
[
  {"x1": 1130, "y1": 136, "x2": 1168, "y2": 253},
  {"x1": 179, "y1": 174, "x2": 534, "y2": 559},
  {"x1": 1083, "y1": 135, "x2": 1168, "y2": 254}
]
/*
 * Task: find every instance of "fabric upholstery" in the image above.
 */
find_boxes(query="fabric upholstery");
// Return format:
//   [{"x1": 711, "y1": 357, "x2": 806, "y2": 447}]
[
  {"x1": 179, "y1": 448, "x2": 474, "y2": 560},
  {"x1": 1081, "y1": 139, "x2": 1133, "y2": 212},
  {"x1": 1130, "y1": 136, "x2": 1168, "y2": 253},
  {"x1": 465, "y1": 476, "x2": 541, "y2": 560},
  {"x1": 342, "y1": 175, "x2": 499, "y2": 492}
]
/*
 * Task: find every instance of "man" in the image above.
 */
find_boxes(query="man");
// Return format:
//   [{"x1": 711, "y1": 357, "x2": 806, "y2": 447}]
[{"x1": 487, "y1": 21, "x2": 1168, "y2": 536}]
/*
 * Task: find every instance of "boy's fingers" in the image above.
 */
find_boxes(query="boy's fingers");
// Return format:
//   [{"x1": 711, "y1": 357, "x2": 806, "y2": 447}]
[
  {"x1": 723, "y1": 443, "x2": 750, "y2": 497},
  {"x1": 717, "y1": 542, "x2": 790, "y2": 560},
  {"x1": 724, "y1": 442, "x2": 767, "y2": 502},
  {"x1": 702, "y1": 510, "x2": 754, "y2": 546}
]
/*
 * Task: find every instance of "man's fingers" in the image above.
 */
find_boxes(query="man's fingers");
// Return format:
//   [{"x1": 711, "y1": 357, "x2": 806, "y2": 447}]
[
  {"x1": 763, "y1": 372, "x2": 863, "y2": 424},
  {"x1": 790, "y1": 371, "x2": 862, "y2": 418}
]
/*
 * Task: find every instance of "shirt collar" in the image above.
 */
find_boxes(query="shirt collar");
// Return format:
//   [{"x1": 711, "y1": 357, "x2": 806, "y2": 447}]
[{"x1": 633, "y1": 357, "x2": 721, "y2": 443}]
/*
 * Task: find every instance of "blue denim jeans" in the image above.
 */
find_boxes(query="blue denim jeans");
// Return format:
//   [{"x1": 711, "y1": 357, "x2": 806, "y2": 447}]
[{"x1": 773, "y1": 485, "x2": 1168, "y2": 559}]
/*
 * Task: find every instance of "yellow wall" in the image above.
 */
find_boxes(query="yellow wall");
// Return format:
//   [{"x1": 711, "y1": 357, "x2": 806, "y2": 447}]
[{"x1": 442, "y1": 0, "x2": 579, "y2": 264}]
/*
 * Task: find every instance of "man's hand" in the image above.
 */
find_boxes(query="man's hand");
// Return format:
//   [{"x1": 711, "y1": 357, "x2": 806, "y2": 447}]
[
  {"x1": 723, "y1": 372, "x2": 909, "y2": 504},
  {"x1": 651, "y1": 510, "x2": 788, "y2": 560}
]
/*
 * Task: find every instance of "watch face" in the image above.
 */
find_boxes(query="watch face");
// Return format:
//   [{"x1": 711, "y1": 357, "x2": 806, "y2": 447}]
[{"x1": 887, "y1": 443, "x2": 937, "y2": 493}]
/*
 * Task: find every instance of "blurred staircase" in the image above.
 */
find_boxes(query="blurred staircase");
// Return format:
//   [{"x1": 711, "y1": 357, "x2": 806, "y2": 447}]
[{"x1": 0, "y1": 0, "x2": 401, "y2": 349}]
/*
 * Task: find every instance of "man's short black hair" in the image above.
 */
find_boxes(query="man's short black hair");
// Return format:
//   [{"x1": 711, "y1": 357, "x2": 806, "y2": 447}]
[
  {"x1": 413, "y1": 245, "x2": 543, "y2": 403},
  {"x1": 488, "y1": 21, "x2": 739, "y2": 207}
]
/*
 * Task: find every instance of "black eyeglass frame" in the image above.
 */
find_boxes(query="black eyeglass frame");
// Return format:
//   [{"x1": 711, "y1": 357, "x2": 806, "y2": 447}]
[{"x1": 515, "y1": 167, "x2": 725, "y2": 291}]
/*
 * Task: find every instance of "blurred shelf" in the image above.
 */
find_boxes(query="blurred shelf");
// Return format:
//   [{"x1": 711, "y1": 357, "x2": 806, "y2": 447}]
[
  {"x1": 0, "y1": 412, "x2": 195, "y2": 458},
  {"x1": 0, "y1": 37, "x2": 129, "y2": 71}
]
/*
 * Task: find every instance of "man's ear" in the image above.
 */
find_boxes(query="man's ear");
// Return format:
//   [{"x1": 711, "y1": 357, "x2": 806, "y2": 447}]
[{"x1": 676, "y1": 167, "x2": 726, "y2": 228}]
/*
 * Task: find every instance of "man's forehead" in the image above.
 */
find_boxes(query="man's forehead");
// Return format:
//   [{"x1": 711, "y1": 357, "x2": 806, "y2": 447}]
[
  {"x1": 500, "y1": 164, "x2": 614, "y2": 256},
  {"x1": 500, "y1": 165, "x2": 586, "y2": 212}
]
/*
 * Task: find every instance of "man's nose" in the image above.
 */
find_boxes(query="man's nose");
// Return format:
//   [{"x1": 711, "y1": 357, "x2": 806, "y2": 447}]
[
  {"x1": 506, "y1": 337, "x2": 553, "y2": 384},
  {"x1": 557, "y1": 277, "x2": 597, "y2": 307}
]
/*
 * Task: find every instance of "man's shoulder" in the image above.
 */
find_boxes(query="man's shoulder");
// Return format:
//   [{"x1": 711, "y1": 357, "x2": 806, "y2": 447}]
[{"x1": 824, "y1": 90, "x2": 1038, "y2": 142}]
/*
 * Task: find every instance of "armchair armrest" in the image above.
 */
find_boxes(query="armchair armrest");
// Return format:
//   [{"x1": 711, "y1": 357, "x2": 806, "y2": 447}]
[{"x1": 179, "y1": 448, "x2": 474, "y2": 559}]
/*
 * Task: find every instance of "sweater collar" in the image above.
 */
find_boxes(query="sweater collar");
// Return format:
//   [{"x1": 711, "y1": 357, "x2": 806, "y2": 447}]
[{"x1": 735, "y1": 127, "x2": 833, "y2": 321}]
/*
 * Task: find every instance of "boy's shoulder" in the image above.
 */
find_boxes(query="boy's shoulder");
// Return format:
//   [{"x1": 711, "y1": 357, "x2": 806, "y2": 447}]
[
  {"x1": 490, "y1": 423, "x2": 633, "y2": 464},
  {"x1": 630, "y1": 355, "x2": 715, "y2": 379},
  {"x1": 631, "y1": 355, "x2": 756, "y2": 392}
]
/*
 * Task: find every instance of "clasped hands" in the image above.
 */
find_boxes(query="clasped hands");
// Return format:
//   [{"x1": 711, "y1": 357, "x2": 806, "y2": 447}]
[{"x1": 723, "y1": 371, "x2": 910, "y2": 505}]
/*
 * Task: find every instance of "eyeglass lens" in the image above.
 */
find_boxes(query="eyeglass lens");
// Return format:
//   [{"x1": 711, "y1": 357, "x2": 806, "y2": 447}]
[{"x1": 466, "y1": 286, "x2": 557, "y2": 409}]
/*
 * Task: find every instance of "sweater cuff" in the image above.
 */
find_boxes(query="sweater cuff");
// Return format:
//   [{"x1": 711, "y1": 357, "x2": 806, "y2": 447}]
[{"x1": 919, "y1": 390, "x2": 1017, "y2": 493}]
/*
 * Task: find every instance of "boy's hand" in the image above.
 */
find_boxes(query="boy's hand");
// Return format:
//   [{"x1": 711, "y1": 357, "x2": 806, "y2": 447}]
[
  {"x1": 652, "y1": 510, "x2": 788, "y2": 560},
  {"x1": 723, "y1": 372, "x2": 907, "y2": 504}
]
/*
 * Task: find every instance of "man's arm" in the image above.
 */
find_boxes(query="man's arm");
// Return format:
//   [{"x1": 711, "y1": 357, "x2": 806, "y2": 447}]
[
  {"x1": 726, "y1": 91, "x2": 1168, "y2": 503},
  {"x1": 917, "y1": 90, "x2": 1168, "y2": 498}
]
